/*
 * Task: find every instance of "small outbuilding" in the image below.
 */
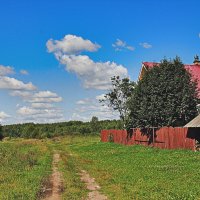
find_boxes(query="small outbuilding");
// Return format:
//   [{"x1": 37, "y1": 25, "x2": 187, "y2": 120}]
[{"x1": 184, "y1": 114, "x2": 200, "y2": 150}]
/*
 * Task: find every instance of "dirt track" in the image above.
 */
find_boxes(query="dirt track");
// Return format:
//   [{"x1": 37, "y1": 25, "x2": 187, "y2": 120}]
[
  {"x1": 80, "y1": 170, "x2": 108, "y2": 200},
  {"x1": 42, "y1": 153, "x2": 63, "y2": 200}
]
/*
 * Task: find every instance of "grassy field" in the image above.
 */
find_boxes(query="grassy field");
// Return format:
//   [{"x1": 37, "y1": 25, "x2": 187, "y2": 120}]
[
  {"x1": 0, "y1": 139, "x2": 52, "y2": 200},
  {"x1": 1, "y1": 135, "x2": 200, "y2": 200}
]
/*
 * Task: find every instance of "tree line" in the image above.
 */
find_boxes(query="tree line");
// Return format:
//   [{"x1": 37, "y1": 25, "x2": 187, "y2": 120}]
[{"x1": 1, "y1": 119, "x2": 122, "y2": 139}]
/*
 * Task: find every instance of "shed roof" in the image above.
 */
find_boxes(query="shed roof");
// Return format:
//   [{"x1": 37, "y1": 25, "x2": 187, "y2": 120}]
[{"x1": 184, "y1": 114, "x2": 200, "y2": 127}]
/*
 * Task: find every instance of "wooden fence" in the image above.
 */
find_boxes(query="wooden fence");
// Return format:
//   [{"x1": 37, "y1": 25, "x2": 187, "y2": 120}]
[{"x1": 101, "y1": 127, "x2": 197, "y2": 151}]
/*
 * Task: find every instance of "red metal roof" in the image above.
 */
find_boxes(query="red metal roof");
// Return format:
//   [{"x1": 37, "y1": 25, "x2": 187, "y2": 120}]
[
  {"x1": 142, "y1": 62, "x2": 200, "y2": 92},
  {"x1": 142, "y1": 62, "x2": 159, "y2": 68},
  {"x1": 185, "y1": 65, "x2": 200, "y2": 92}
]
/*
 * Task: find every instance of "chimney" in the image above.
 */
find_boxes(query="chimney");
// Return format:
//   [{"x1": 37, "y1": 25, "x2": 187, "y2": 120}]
[{"x1": 193, "y1": 55, "x2": 200, "y2": 65}]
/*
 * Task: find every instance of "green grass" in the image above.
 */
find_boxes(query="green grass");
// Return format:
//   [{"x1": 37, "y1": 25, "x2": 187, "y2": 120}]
[
  {"x1": 1, "y1": 136, "x2": 200, "y2": 200},
  {"x1": 55, "y1": 136, "x2": 200, "y2": 200},
  {"x1": 0, "y1": 138, "x2": 52, "y2": 200},
  {"x1": 46, "y1": 136, "x2": 97, "y2": 200}
]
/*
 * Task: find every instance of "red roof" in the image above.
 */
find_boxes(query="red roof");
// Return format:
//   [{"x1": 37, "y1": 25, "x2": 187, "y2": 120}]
[
  {"x1": 143, "y1": 62, "x2": 200, "y2": 93},
  {"x1": 142, "y1": 62, "x2": 159, "y2": 68}
]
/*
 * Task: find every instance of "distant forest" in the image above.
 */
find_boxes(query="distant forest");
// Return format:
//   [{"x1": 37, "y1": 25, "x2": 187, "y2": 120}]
[{"x1": 1, "y1": 119, "x2": 122, "y2": 139}]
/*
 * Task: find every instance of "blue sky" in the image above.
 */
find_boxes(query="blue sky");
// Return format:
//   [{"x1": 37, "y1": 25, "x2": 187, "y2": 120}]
[{"x1": 0, "y1": 0, "x2": 200, "y2": 124}]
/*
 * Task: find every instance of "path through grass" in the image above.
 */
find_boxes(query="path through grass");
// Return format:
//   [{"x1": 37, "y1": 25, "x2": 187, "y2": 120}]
[
  {"x1": 1, "y1": 136, "x2": 200, "y2": 200},
  {"x1": 57, "y1": 136, "x2": 200, "y2": 200}
]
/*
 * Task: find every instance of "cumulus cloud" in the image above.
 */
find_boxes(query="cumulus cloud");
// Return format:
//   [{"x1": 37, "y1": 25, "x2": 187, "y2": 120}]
[
  {"x1": 76, "y1": 98, "x2": 91, "y2": 105},
  {"x1": 0, "y1": 65, "x2": 35, "y2": 91},
  {"x1": 71, "y1": 95, "x2": 119, "y2": 121},
  {"x1": 20, "y1": 70, "x2": 29, "y2": 75},
  {"x1": 47, "y1": 34, "x2": 100, "y2": 55},
  {"x1": 96, "y1": 94, "x2": 106, "y2": 101},
  {"x1": 10, "y1": 90, "x2": 62, "y2": 103},
  {"x1": 0, "y1": 111, "x2": 10, "y2": 119},
  {"x1": 47, "y1": 34, "x2": 128, "y2": 90},
  {"x1": 0, "y1": 65, "x2": 15, "y2": 76},
  {"x1": 139, "y1": 42, "x2": 152, "y2": 49},
  {"x1": 31, "y1": 103, "x2": 54, "y2": 109},
  {"x1": 0, "y1": 63, "x2": 64, "y2": 124},
  {"x1": 16, "y1": 91, "x2": 63, "y2": 120},
  {"x1": 57, "y1": 54, "x2": 128, "y2": 90},
  {"x1": 10, "y1": 90, "x2": 32, "y2": 98},
  {"x1": 0, "y1": 76, "x2": 36, "y2": 90},
  {"x1": 10, "y1": 89, "x2": 64, "y2": 123},
  {"x1": 34, "y1": 91, "x2": 59, "y2": 98},
  {"x1": 112, "y1": 39, "x2": 135, "y2": 51},
  {"x1": 17, "y1": 106, "x2": 64, "y2": 123},
  {"x1": 29, "y1": 96, "x2": 63, "y2": 103}
]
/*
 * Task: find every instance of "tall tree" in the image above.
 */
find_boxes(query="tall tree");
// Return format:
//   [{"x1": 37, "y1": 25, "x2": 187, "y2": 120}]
[
  {"x1": 100, "y1": 76, "x2": 135, "y2": 127},
  {"x1": 128, "y1": 57, "x2": 198, "y2": 128},
  {"x1": 90, "y1": 116, "x2": 100, "y2": 133}
]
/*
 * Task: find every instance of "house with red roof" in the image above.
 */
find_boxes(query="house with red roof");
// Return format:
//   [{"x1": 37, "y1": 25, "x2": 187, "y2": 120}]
[{"x1": 138, "y1": 56, "x2": 200, "y2": 95}]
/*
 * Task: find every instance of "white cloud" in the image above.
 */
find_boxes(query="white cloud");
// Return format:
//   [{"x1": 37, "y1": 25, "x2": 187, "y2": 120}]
[
  {"x1": 56, "y1": 54, "x2": 128, "y2": 90},
  {"x1": 47, "y1": 34, "x2": 128, "y2": 90},
  {"x1": 14, "y1": 91, "x2": 64, "y2": 123},
  {"x1": 112, "y1": 39, "x2": 135, "y2": 51},
  {"x1": 0, "y1": 76, "x2": 36, "y2": 90},
  {"x1": 34, "y1": 90, "x2": 59, "y2": 98},
  {"x1": 0, "y1": 111, "x2": 10, "y2": 119},
  {"x1": 47, "y1": 34, "x2": 100, "y2": 55},
  {"x1": 76, "y1": 98, "x2": 91, "y2": 105},
  {"x1": 71, "y1": 113, "x2": 90, "y2": 122},
  {"x1": 96, "y1": 94, "x2": 106, "y2": 101},
  {"x1": 28, "y1": 96, "x2": 63, "y2": 103},
  {"x1": 17, "y1": 106, "x2": 64, "y2": 123},
  {"x1": 10, "y1": 90, "x2": 62, "y2": 103},
  {"x1": 20, "y1": 70, "x2": 29, "y2": 75},
  {"x1": 199, "y1": 33, "x2": 200, "y2": 38},
  {"x1": 0, "y1": 65, "x2": 15, "y2": 76},
  {"x1": 10, "y1": 90, "x2": 32, "y2": 98},
  {"x1": 0, "y1": 64, "x2": 64, "y2": 124},
  {"x1": 17, "y1": 106, "x2": 44, "y2": 115},
  {"x1": 139, "y1": 42, "x2": 152, "y2": 49},
  {"x1": 10, "y1": 89, "x2": 64, "y2": 123},
  {"x1": 71, "y1": 96, "x2": 119, "y2": 121},
  {"x1": 31, "y1": 103, "x2": 54, "y2": 109}
]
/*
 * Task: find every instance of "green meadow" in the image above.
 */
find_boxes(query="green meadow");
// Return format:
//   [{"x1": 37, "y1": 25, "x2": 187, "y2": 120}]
[
  {"x1": 0, "y1": 139, "x2": 52, "y2": 200},
  {"x1": 1, "y1": 136, "x2": 200, "y2": 200}
]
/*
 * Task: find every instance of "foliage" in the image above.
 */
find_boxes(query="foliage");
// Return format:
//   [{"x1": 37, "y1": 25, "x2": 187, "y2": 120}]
[
  {"x1": 100, "y1": 76, "x2": 135, "y2": 127},
  {"x1": 90, "y1": 116, "x2": 100, "y2": 132},
  {"x1": 2, "y1": 119, "x2": 122, "y2": 139},
  {"x1": 128, "y1": 57, "x2": 198, "y2": 128}
]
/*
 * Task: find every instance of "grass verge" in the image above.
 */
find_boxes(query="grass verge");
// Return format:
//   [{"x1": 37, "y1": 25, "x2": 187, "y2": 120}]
[
  {"x1": 57, "y1": 135, "x2": 200, "y2": 200},
  {"x1": 0, "y1": 138, "x2": 52, "y2": 200}
]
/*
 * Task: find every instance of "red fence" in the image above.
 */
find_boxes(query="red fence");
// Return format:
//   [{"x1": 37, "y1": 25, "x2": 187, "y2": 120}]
[{"x1": 101, "y1": 127, "x2": 196, "y2": 151}]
